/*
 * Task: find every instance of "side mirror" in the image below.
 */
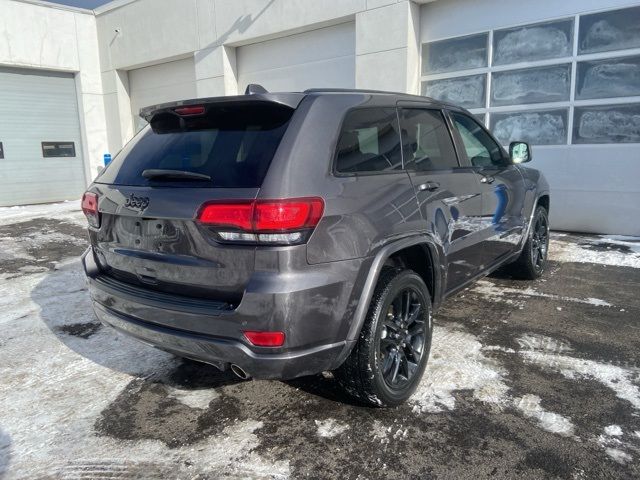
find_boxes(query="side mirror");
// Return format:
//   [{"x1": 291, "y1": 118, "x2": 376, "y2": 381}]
[{"x1": 509, "y1": 141, "x2": 532, "y2": 164}]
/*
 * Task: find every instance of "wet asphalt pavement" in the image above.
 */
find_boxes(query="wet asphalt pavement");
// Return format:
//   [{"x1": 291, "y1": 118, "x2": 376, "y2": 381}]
[{"x1": 0, "y1": 211, "x2": 639, "y2": 480}]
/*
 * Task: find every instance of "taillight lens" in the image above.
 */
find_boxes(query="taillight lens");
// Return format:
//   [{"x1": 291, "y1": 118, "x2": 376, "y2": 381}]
[
  {"x1": 174, "y1": 105, "x2": 205, "y2": 116},
  {"x1": 243, "y1": 331, "x2": 285, "y2": 347},
  {"x1": 197, "y1": 197, "x2": 324, "y2": 245},
  {"x1": 81, "y1": 192, "x2": 100, "y2": 228}
]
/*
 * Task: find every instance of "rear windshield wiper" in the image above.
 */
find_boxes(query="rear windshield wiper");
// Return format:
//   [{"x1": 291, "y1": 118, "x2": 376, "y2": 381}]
[{"x1": 142, "y1": 169, "x2": 212, "y2": 181}]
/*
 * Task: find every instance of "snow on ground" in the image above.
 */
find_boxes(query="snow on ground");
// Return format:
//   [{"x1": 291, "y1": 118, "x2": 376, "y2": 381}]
[
  {"x1": 550, "y1": 233, "x2": 640, "y2": 268},
  {"x1": 314, "y1": 419, "x2": 350, "y2": 438},
  {"x1": 0, "y1": 200, "x2": 85, "y2": 227},
  {"x1": 515, "y1": 394, "x2": 575, "y2": 437},
  {"x1": 1, "y1": 202, "x2": 639, "y2": 477},
  {"x1": 471, "y1": 279, "x2": 613, "y2": 307},
  {"x1": 0, "y1": 260, "x2": 289, "y2": 479},
  {"x1": 412, "y1": 324, "x2": 510, "y2": 413}
]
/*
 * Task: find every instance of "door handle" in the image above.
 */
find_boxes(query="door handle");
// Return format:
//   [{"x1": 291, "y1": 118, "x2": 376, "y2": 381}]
[
  {"x1": 480, "y1": 175, "x2": 495, "y2": 184},
  {"x1": 418, "y1": 181, "x2": 440, "y2": 192}
]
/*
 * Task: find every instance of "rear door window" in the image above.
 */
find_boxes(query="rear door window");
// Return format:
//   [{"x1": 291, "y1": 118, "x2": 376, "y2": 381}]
[
  {"x1": 95, "y1": 103, "x2": 293, "y2": 188},
  {"x1": 335, "y1": 108, "x2": 403, "y2": 174},
  {"x1": 399, "y1": 108, "x2": 458, "y2": 171}
]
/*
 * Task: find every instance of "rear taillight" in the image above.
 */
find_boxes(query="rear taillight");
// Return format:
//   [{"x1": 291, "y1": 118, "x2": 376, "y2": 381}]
[
  {"x1": 243, "y1": 330, "x2": 285, "y2": 347},
  {"x1": 197, "y1": 197, "x2": 324, "y2": 245},
  {"x1": 81, "y1": 192, "x2": 100, "y2": 228}
]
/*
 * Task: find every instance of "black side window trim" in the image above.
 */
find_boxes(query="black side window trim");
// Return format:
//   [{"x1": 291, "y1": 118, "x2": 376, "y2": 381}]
[
  {"x1": 398, "y1": 106, "x2": 464, "y2": 172},
  {"x1": 332, "y1": 106, "x2": 406, "y2": 177}
]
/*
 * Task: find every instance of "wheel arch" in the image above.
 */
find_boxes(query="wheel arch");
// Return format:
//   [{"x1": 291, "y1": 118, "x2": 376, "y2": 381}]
[{"x1": 345, "y1": 235, "x2": 443, "y2": 344}]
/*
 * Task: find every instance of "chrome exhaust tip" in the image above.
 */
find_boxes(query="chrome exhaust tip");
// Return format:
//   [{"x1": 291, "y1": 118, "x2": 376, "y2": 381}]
[{"x1": 230, "y1": 364, "x2": 250, "y2": 380}]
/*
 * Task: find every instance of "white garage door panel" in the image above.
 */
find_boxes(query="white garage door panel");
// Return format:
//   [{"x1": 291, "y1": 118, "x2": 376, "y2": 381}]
[
  {"x1": 129, "y1": 57, "x2": 197, "y2": 131},
  {"x1": 237, "y1": 22, "x2": 355, "y2": 92},
  {"x1": 0, "y1": 67, "x2": 85, "y2": 206}
]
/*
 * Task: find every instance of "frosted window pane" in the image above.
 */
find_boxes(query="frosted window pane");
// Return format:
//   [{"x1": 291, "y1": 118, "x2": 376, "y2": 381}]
[
  {"x1": 423, "y1": 75, "x2": 486, "y2": 109},
  {"x1": 491, "y1": 65, "x2": 571, "y2": 107},
  {"x1": 493, "y1": 19, "x2": 573, "y2": 65},
  {"x1": 573, "y1": 104, "x2": 640, "y2": 144},
  {"x1": 490, "y1": 109, "x2": 568, "y2": 145},
  {"x1": 423, "y1": 33, "x2": 488, "y2": 74},
  {"x1": 579, "y1": 6, "x2": 640, "y2": 54},
  {"x1": 576, "y1": 55, "x2": 640, "y2": 100}
]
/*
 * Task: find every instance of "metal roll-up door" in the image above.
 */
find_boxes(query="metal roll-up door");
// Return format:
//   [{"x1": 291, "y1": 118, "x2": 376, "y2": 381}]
[{"x1": 0, "y1": 67, "x2": 86, "y2": 206}]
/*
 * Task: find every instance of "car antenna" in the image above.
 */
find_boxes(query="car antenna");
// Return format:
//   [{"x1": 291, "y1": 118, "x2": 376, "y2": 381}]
[{"x1": 245, "y1": 84, "x2": 268, "y2": 95}]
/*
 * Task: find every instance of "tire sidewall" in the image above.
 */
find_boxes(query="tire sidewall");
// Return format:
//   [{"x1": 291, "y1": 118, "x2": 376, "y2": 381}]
[
  {"x1": 529, "y1": 207, "x2": 549, "y2": 276},
  {"x1": 366, "y1": 270, "x2": 433, "y2": 406}
]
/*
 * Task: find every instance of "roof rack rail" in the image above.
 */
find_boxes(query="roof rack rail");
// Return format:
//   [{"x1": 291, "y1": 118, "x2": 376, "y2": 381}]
[
  {"x1": 245, "y1": 84, "x2": 268, "y2": 95},
  {"x1": 303, "y1": 88, "x2": 396, "y2": 95}
]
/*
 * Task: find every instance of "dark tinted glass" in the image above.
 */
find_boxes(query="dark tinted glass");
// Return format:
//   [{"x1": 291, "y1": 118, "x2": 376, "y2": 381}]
[
  {"x1": 95, "y1": 103, "x2": 293, "y2": 188},
  {"x1": 451, "y1": 112, "x2": 505, "y2": 167},
  {"x1": 335, "y1": 108, "x2": 402, "y2": 174},
  {"x1": 400, "y1": 109, "x2": 458, "y2": 171}
]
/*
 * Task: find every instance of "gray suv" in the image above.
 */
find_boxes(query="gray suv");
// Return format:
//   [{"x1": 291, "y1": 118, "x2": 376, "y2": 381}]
[{"x1": 81, "y1": 86, "x2": 550, "y2": 406}]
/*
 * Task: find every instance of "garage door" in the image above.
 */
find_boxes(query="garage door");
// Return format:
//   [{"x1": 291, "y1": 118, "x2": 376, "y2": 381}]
[
  {"x1": 237, "y1": 22, "x2": 355, "y2": 92},
  {"x1": 0, "y1": 67, "x2": 86, "y2": 207},
  {"x1": 129, "y1": 57, "x2": 197, "y2": 132}
]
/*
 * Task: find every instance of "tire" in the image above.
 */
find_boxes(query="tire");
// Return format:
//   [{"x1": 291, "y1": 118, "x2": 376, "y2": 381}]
[
  {"x1": 335, "y1": 267, "x2": 433, "y2": 407},
  {"x1": 510, "y1": 206, "x2": 549, "y2": 280}
]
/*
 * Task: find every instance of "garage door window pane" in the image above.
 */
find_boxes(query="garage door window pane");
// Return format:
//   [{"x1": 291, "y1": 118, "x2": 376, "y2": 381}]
[
  {"x1": 491, "y1": 65, "x2": 571, "y2": 107},
  {"x1": 573, "y1": 104, "x2": 640, "y2": 144},
  {"x1": 579, "y1": 6, "x2": 640, "y2": 54},
  {"x1": 576, "y1": 55, "x2": 640, "y2": 100},
  {"x1": 422, "y1": 33, "x2": 488, "y2": 75},
  {"x1": 423, "y1": 74, "x2": 486, "y2": 109},
  {"x1": 42, "y1": 142, "x2": 76, "y2": 158},
  {"x1": 491, "y1": 109, "x2": 568, "y2": 145},
  {"x1": 335, "y1": 108, "x2": 402, "y2": 174},
  {"x1": 493, "y1": 19, "x2": 573, "y2": 65}
]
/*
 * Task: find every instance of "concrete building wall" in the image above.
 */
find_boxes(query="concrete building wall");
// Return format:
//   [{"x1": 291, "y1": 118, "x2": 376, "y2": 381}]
[{"x1": 0, "y1": 0, "x2": 109, "y2": 182}]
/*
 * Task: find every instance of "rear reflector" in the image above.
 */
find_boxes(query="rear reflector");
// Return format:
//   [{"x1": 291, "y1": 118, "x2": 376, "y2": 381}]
[
  {"x1": 243, "y1": 331, "x2": 285, "y2": 347},
  {"x1": 81, "y1": 192, "x2": 100, "y2": 228},
  {"x1": 198, "y1": 198, "x2": 324, "y2": 233},
  {"x1": 174, "y1": 105, "x2": 205, "y2": 116}
]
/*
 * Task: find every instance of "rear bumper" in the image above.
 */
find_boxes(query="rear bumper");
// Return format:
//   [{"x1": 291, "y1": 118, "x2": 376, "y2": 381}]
[{"x1": 83, "y1": 248, "x2": 364, "y2": 379}]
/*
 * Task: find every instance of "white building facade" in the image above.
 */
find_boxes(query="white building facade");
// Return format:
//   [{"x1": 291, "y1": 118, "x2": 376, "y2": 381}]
[{"x1": 1, "y1": 0, "x2": 639, "y2": 235}]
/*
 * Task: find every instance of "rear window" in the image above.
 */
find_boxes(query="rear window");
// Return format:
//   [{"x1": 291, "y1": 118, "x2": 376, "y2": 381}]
[{"x1": 95, "y1": 103, "x2": 293, "y2": 188}]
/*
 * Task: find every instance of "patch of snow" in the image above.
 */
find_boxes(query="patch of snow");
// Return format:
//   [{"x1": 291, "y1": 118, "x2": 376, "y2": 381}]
[
  {"x1": 515, "y1": 394, "x2": 575, "y2": 437},
  {"x1": 550, "y1": 234, "x2": 640, "y2": 268},
  {"x1": 471, "y1": 280, "x2": 612, "y2": 307},
  {"x1": 315, "y1": 419, "x2": 349, "y2": 438},
  {"x1": 166, "y1": 386, "x2": 219, "y2": 410},
  {"x1": 604, "y1": 448, "x2": 632, "y2": 464},
  {"x1": 0, "y1": 200, "x2": 85, "y2": 227},
  {"x1": 517, "y1": 336, "x2": 640, "y2": 411},
  {"x1": 0, "y1": 261, "x2": 289, "y2": 478},
  {"x1": 517, "y1": 334, "x2": 573, "y2": 355},
  {"x1": 604, "y1": 425, "x2": 623, "y2": 436},
  {"x1": 411, "y1": 324, "x2": 510, "y2": 413}
]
